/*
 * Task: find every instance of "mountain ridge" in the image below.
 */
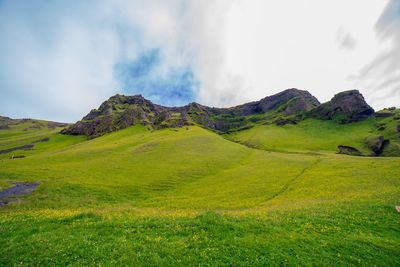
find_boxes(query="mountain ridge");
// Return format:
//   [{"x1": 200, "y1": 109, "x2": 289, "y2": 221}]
[{"x1": 61, "y1": 88, "x2": 376, "y2": 137}]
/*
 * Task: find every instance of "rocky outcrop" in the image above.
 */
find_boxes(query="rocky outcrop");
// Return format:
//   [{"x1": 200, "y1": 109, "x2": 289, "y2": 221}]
[
  {"x1": 337, "y1": 145, "x2": 362, "y2": 156},
  {"x1": 184, "y1": 88, "x2": 319, "y2": 132},
  {"x1": 365, "y1": 135, "x2": 389, "y2": 156},
  {"x1": 256, "y1": 89, "x2": 320, "y2": 115},
  {"x1": 273, "y1": 117, "x2": 298, "y2": 126},
  {"x1": 235, "y1": 88, "x2": 320, "y2": 116},
  {"x1": 310, "y1": 90, "x2": 374, "y2": 123},
  {"x1": 61, "y1": 94, "x2": 192, "y2": 137}
]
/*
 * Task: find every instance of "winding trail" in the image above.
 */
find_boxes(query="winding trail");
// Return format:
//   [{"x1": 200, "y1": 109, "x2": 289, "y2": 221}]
[{"x1": 265, "y1": 158, "x2": 322, "y2": 202}]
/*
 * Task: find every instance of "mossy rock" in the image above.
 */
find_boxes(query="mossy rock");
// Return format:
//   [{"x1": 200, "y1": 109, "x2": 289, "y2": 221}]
[
  {"x1": 365, "y1": 135, "x2": 389, "y2": 156},
  {"x1": 337, "y1": 145, "x2": 362, "y2": 156}
]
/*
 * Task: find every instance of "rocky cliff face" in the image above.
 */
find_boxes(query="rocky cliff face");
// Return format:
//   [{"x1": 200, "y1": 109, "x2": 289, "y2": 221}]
[
  {"x1": 248, "y1": 88, "x2": 320, "y2": 116},
  {"x1": 62, "y1": 89, "x2": 375, "y2": 137},
  {"x1": 183, "y1": 89, "x2": 320, "y2": 131},
  {"x1": 309, "y1": 90, "x2": 374, "y2": 123},
  {"x1": 61, "y1": 94, "x2": 191, "y2": 137}
]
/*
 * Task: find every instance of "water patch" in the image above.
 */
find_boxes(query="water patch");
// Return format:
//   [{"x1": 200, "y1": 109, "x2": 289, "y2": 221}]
[{"x1": 0, "y1": 182, "x2": 39, "y2": 206}]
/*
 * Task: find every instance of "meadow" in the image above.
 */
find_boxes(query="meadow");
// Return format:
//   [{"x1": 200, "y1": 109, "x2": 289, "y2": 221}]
[
  {"x1": 0, "y1": 120, "x2": 399, "y2": 266},
  {"x1": 226, "y1": 117, "x2": 400, "y2": 156}
]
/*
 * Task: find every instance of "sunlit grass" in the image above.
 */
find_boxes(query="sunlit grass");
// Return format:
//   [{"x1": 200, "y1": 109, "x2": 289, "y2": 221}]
[{"x1": 0, "y1": 123, "x2": 399, "y2": 265}]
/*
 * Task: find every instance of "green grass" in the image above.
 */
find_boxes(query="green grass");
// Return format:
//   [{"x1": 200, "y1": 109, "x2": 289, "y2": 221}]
[
  {"x1": 226, "y1": 117, "x2": 400, "y2": 155},
  {"x1": 0, "y1": 121, "x2": 399, "y2": 265},
  {"x1": 0, "y1": 119, "x2": 85, "y2": 160}
]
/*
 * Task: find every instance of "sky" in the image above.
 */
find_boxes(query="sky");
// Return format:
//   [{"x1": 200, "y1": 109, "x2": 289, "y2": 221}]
[{"x1": 0, "y1": 0, "x2": 399, "y2": 122}]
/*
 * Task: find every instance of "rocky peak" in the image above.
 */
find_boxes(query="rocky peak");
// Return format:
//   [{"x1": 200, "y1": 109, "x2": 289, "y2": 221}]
[
  {"x1": 257, "y1": 88, "x2": 320, "y2": 115},
  {"x1": 331, "y1": 90, "x2": 374, "y2": 117},
  {"x1": 310, "y1": 90, "x2": 374, "y2": 123},
  {"x1": 235, "y1": 88, "x2": 320, "y2": 116},
  {"x1": 62, "y1": 94, "x2": 191, "y2": 137}
]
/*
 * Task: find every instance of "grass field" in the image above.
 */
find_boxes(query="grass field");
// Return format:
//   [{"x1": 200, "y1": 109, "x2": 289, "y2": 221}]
[
  {"x1": 226, "y1": 117, "x2": 400, "y2": 156},
  {"x1": 0, "y1": 121, "x2": 399, "y2": 265}
]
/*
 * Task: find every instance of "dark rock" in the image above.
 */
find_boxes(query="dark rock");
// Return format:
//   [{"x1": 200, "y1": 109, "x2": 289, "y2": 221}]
[
  {"x1": 375, "y1": 109, "x2": 394, "y2": 118},
  {"x1": 273, "y1": 117, "x2": 297, "y2": 126},
  {"x1": 397, "y1": 125, "x2": 400, "y2": 133},
  {"x1": 62, "y1": 94, "x2": 190, "y2": 137},
  {"x1": 338, "y1": 145, "x2": 362, "y2": 156},
  {"x1": 32, "y1": 137, "x2": 49, "y2": 143},
  {"x1": 0, "y1": 144, "x2": 34, "y2": 155},
  {"x1": 10, "y1": 155, "x2": 25, "y2": 159},
  {"x1": 310, "y1": 90, "x2": 374, "y2": 123},
  {"x1": 238, "y1": 88, "x2": 320, "y2": 116},
  {"x1": 47, "y1": 121, "x2": 68, "y2": 129},
  {"x1": 365, "y1": 135, "x2": 389, "y2": 156}
]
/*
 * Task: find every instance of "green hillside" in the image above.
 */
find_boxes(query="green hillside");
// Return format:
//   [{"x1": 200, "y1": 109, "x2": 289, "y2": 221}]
[
  {"x1": 0, "y1": 119, "x2": 399, "y2": 265},
  {"x1": 226, "y1": 115, "x2": 400, "y2": 156},
  {"x1": 0, "y1": 118, "x2": 85, "y2": 161}
]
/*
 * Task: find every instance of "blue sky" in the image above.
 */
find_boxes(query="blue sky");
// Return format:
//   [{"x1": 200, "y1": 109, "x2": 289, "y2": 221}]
[
  {"x1": 114, "y1": 49, "x2": 198, "y2": 106},
  {"x1": 0, "y1": 0, "x2": 399, "y2": 122}
]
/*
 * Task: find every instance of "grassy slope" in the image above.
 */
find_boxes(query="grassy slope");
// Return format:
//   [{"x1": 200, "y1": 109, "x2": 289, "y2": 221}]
[
  {"x1": 0, "y1": 120, "x2": 85, "y2": 189},
  {"x1": 226, "y1": 117, "x2": 400, "y2": 155},
  {"x1": 0, "y1": 124, "x2": 399, "y2": 265},
  {"x1": 0, "y1": 119, "x2": 85, "y2": 160}
]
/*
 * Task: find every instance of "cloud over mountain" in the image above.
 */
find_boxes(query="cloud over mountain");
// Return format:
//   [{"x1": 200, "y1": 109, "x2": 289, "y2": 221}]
[{"x1": 0, "y1": 0, "x2": 397, "y2": 122}]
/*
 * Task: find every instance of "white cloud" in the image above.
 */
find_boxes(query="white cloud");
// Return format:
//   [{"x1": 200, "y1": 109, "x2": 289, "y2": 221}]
[
  {"x1": 336, "y1": 27, "x2": 357, "y2": 50},
  {"x1": 195, "y1": 0, "x2": 389, "y2": 107},
  {"x1": 0, "y1": 0, "x2": 397, "y2": 122},
  {"x1": 354, "y1": 0, "x2": 400, "y2": 109}
]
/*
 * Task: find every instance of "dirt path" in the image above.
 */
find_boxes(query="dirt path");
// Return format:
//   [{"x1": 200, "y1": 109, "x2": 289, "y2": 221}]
[
  {"x1": 264, "y1": 158, "x2": 322, "y2": 202},
  {"x1": 0, "y1": 182, "x2": 39, "y2": 206}
]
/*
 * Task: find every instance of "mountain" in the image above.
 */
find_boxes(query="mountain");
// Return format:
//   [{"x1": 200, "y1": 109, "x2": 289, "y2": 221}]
[
  {"x1": 60, "y1": 87, "x2": 400, "y2": 157},
  {"x1": 60, "y1": 94, "x2": 185, "y2": 137},
  {"x1": 61, "y1": 88, "x2": 323, "y2": 137},
  {"x1": 62, "y1": 88, "x2": 378, "y2": 138}
]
